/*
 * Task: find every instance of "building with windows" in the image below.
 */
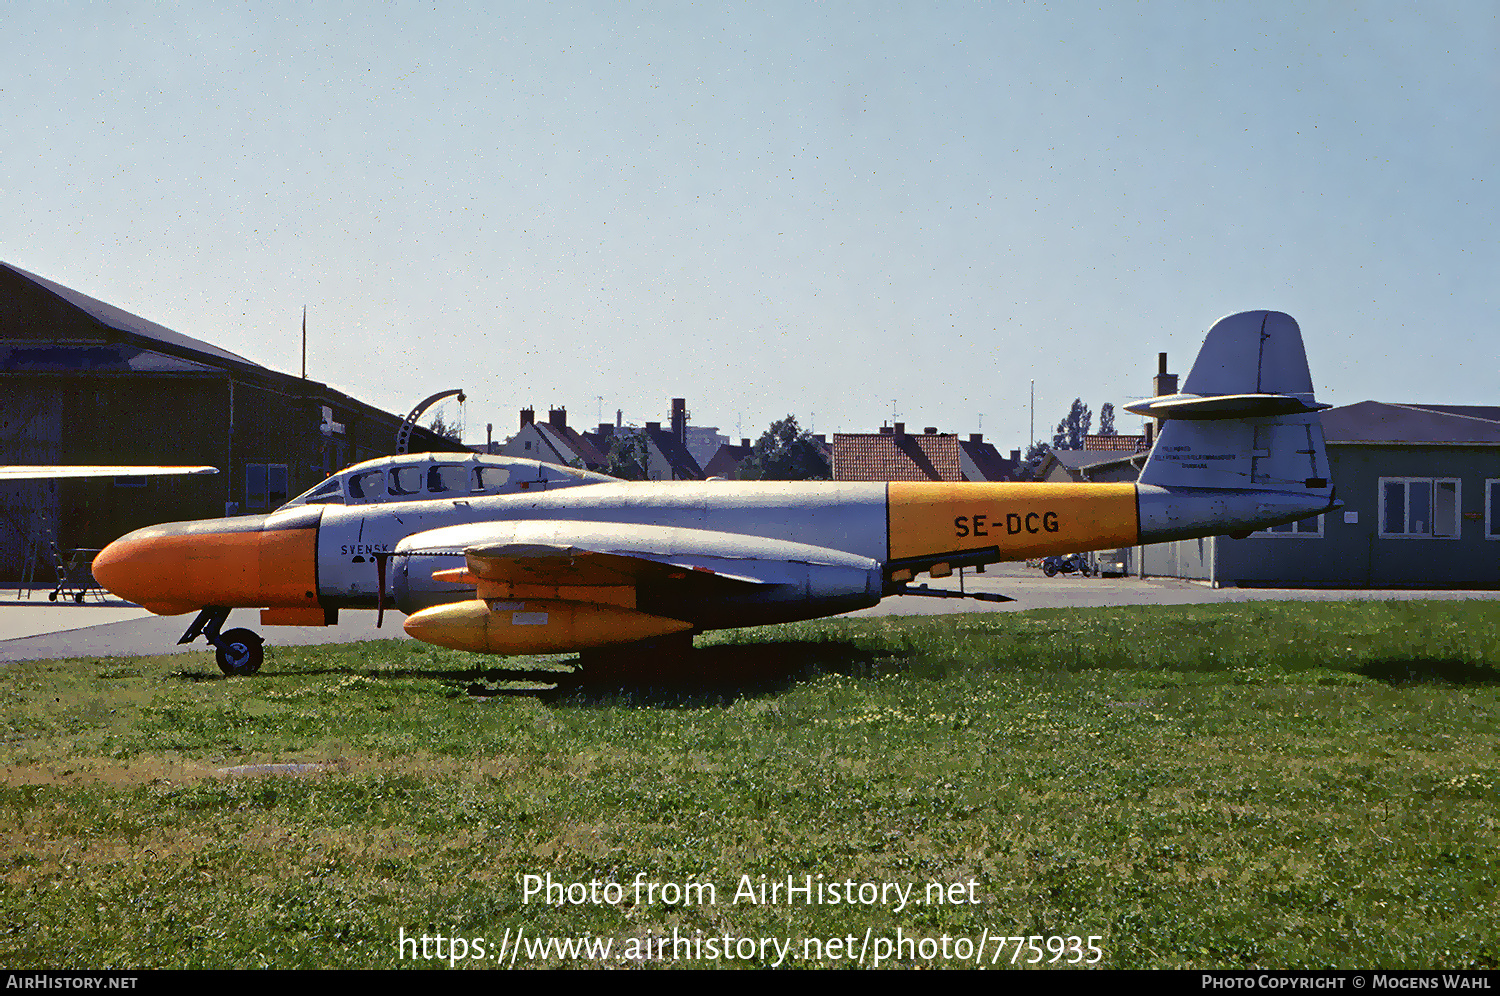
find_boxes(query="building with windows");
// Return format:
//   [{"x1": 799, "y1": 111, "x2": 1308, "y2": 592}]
[
  {"x1": 1139, "y1": 402, "x2": 1500, "y2": 588},
  {"x1": 832, "y1": 424, "x2": 1017, "y2": 482},
  {"x1": 500, "y1": 408, "x2": 610, "y2": 472},
  {"x1": 0, "y1": 262, "x2": 462, "y2": 579}
]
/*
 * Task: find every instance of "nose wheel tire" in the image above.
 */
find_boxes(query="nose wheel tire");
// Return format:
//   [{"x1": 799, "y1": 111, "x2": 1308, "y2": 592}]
[{"x1": 215, "y1": 628, "x2": 265, "y2": 676}]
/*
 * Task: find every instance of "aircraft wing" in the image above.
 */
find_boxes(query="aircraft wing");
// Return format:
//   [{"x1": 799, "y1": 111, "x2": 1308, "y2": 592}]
[
  {"x1": 400, "y1": 519, "x2": 867, "y2": 589},
  {"x1": 395, "y1": 520, "x2": 883, "y2": 653},
  {"x1": 0, "y1": 465, "x2": 219, "y2": 480}
]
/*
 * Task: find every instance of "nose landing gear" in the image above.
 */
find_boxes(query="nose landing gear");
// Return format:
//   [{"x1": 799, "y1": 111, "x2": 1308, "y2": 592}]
[{"x1": 180, "y1": 607, "x2": 265, "y2": 676}]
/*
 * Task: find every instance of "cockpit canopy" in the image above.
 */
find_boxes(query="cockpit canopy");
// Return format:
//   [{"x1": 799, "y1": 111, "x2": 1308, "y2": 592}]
[{"x1": 280, "y1": 453, "x2": 616, "y2": 509}]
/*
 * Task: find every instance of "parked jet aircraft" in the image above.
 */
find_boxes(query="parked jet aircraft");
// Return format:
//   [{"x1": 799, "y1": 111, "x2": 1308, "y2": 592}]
[{"x1": 93, "y1": 311, "x2": 1336, "y2": 675}]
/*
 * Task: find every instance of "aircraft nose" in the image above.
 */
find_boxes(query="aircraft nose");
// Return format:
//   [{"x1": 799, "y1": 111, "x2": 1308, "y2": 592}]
[
  {"x1": 92, "y1": 528, "x2": 157, "y2": 608},
  {"x1": 94, "y1": 511, "x2": 321, "y2": 615}
]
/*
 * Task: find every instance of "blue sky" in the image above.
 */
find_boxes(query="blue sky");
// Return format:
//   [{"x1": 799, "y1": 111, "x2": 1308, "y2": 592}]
[{"x1": 5, "y1": 2, "x2": 1494, "y2": 453}]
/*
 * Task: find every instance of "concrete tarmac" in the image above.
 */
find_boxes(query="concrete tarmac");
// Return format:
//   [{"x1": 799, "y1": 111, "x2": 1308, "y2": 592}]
[
  {"x1": 4, "y1": 567, "x2": 1499, "y2": 663},
  {"x1": 0, "y1": 585, "x2": 412, "y2": 663}
]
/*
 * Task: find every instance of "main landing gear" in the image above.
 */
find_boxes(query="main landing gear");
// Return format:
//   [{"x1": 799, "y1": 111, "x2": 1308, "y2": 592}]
[{"x1": 180, "y1": 607, "x2": 265, "y2": 676}]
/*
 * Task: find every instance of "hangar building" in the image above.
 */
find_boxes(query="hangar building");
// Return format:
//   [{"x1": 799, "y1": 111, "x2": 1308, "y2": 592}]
[
  {"x1": 1140, "y1": 402, "x2": 1500, "y2": 588},
  {"x1": 0, "y1": 262, "x2": 462, "y2": 580}
]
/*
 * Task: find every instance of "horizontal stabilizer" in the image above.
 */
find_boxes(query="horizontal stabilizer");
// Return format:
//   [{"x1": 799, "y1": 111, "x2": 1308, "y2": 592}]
[{"x1": 1124, "y1": 392, "x2": 1330, "y2": 421}]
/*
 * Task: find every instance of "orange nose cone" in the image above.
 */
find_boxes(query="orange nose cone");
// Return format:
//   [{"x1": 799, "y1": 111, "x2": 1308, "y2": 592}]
[
  {"x1": 93, "y1": 516, "x2": 319, "y2": 615},
  {"x1": 404, "y1": 599, "x2": 692, "y2": 655},
  {"x1": 93, "y1": 525, "x2": 200, "y2": 615}
]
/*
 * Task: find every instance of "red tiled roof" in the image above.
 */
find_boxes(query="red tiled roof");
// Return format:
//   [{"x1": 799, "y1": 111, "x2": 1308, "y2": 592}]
[
  {"x1": 1083, "y1": 434, "x2": 1148, "y2": 452},
  {"x1": 832, "y1": 432, "x2": 961, "y2": 481}
]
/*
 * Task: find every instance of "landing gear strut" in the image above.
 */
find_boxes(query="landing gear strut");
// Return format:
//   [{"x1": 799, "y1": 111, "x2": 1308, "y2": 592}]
[{"x1": 180, "y1": 607, "x2": 265, "y2": 676}]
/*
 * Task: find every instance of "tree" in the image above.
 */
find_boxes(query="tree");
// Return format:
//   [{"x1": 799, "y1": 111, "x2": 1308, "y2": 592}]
[
  {"x1": 604, "y1": 430, "x2": 650, "y2": 481},
  {"x1": 738, "y1": 415, "x2": 830, "y2": 480},
  {"x1": 1098, "y1": 402, "x2": 1117, "y2": 436},
  {"x1": 426, "y1": 412, "x2": 461, "y2": 442},
  {"x1": 1051, "y1": 398, "x2": 1092, "y2": 450},
  {"x1": 1016, "y1": 439, "x2": 1052, "y2": 481}
]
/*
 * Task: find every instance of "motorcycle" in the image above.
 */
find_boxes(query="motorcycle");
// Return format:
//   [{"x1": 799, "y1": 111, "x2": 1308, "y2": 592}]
[{"x1": 1042, "y1": 552, "x2": 1096, "y2": 577}]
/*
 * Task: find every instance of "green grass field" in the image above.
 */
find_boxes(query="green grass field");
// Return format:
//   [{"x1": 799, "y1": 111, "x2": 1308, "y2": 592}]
[{"x1": 2, "y1": 601, "x2": 1497, "y2": 969}]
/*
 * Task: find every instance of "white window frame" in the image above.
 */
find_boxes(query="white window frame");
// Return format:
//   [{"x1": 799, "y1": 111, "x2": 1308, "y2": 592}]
[
  {"x1": 1379, "y1": 477, "x2": 1461, "y2": 539},
  {"x1": 1486, "y1": 479, "x2": 1500, "y2": 540},
  {"x1": 1254, "y1": 514, "x2": 1324, "y2": 538}
]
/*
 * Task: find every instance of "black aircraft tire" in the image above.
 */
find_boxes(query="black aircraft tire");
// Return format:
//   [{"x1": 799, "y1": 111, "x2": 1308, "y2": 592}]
[{"x1": 216, "y1": 628, "x2": 265, "y2": 677}]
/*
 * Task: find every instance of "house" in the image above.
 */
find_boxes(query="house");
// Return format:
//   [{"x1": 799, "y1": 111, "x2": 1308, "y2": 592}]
[
  {"x1": 641, "y1": 418, "x2": 705, "y2": 481},
  {"x1": 583, "y1": 399, "x2": 705, "y2": 481},
  {"x1": 704, "y1": 438, "x2": 753, "y2": 478},
  {"x1": 832, "y1": 424, "x2": 1018, "y2": 482},
  {"x1": 683, "y1": 424, "x2": 730, "y2": 471},
  {"x1": 958, "y1": 434, "x2": 1021, "y2": 482},
  {"x1": 500, "y1": 408, "x2": 609, "y2": 472},
  {"x1": 1035, "y1": 434, "x2": 1150, "y2": 483},
  {"x1": 832, "y1": 424, "x2": 962, "y2": 481}
]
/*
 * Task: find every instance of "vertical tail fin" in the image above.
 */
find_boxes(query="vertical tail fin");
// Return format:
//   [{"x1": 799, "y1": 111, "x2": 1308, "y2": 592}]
[
  {"x1": 1127, "y1": 311, "x2": 1335, "y2": 540},
  {"x1": 1132, "y1": 311, "x2": 1332, "y2": 495}
]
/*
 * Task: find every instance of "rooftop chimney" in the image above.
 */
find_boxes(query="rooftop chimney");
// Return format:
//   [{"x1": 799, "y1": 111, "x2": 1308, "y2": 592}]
[
  {"x1": 970, "y1": 433, "x2": 983, "y2": 444},
  {"x1": 646, "y1": 421, "x2": 662, "y2": 433},
  {"x1": 924, "y1": 426, "x2": 938, "y2": 435},
  {"x1": 1153, "y1": 352, "x2": 1178, "y2": 398},
  {"x1": 879, "y1": 426, "x2": 894, "y2": 436},
  {"x1": 740, "y1": 438, "x2": 750, "y2": 449},
  {"x1": 520, "y1": 408, "x2": 535, "y2": 428},
  {"x1": 549, "y1": 407, "x2": 567, "y2": 428},
  {"x1": 596, "y1": 423, "x2": 614, "y2": 438},
  {"x1": 893, "y1": 422, "x2": 906, "y2": 438}
]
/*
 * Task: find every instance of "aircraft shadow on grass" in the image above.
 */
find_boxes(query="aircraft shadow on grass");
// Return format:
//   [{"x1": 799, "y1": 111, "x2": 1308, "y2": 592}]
[
  {"x1": 168, "y1": 639, "x2": 906, "y2": 704},
  {"x1": 1357, "y1": 657, "x2": 1500, "y2": 686},
  {"x1": 474, "y1": 640, "x2": 903, "y2": 705}
]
